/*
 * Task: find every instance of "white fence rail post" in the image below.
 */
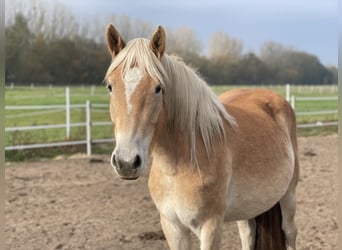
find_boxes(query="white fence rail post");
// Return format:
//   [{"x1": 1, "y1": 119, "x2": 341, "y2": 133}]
[
  {"x1": 291, "y1": 95, "x2": 295, "y2": 110},
  {"x1": 86, "y1": 100, "x2": 92, "y2": 156},
  {"x1": 66, "y1": 86, "x2": 70, "y2": 139},
  {"x1": 286, "y1": 84, "x2": 290, "y2": 102}
]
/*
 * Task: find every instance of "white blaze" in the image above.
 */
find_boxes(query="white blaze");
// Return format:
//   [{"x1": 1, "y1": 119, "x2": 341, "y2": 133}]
[{"x1": 124, "y1": 67, "x2": 143, "y2": 114}]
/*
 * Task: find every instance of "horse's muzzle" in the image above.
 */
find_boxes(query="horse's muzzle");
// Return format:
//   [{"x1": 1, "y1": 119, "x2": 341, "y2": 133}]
[{"x1": 112, "y1": 153, "x2": 142, "y2": 180}]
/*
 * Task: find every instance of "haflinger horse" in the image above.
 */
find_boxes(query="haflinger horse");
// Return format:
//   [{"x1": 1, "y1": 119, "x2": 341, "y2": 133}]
[{"x1": 104, "y1": 24, "x2": 299, "y2": 250}]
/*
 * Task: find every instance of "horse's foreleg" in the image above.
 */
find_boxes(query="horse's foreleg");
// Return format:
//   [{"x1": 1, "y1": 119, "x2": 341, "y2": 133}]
[
  {"x1": 199, "y1": 216, "x2": 224, "y2": 250},
  {"x1": 160, "y1": 214, "x2": 191, "y2": 250},
  {"x1": 237, "y1": 219, "x2": 256, "y2": 250}
]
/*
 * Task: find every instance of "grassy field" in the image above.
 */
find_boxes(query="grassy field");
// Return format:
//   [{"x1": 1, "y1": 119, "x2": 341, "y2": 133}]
[{"x1": 5, "y1": 84, "x2": 338, "y2": 161}]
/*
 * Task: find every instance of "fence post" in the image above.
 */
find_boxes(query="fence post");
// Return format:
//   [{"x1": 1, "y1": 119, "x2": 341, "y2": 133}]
[
  {"x1": 66, "y1": 86, "x2": 70, "y2": 139},
  {"x1": 285, "y1": 84, "x2": 290, "y2": 102},
  {"x1": 86, "y1": 100, "x2": 92, "y2": 156},
  {"x1": 290, "y1": 95, "x2": 295, "y2": 110}
]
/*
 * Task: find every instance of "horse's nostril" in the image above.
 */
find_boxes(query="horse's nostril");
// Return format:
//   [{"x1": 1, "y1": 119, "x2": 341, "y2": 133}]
[
  {"x1": 112, "y1": 154, "x2": 120, "y2": 169},
  {"x1": 132, "y1": 155, "x2": 142, "y2": 169}
]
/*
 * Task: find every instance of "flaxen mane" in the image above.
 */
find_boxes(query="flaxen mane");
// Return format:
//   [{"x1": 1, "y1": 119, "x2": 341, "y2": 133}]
[{"x1": 105, "y1": 38, "x2": 236, "y2": 162}]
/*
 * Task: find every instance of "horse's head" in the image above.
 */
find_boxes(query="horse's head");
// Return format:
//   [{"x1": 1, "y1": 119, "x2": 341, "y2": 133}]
[{"x1": 105, "y1": 24, "x2": 166, "y2": 180}]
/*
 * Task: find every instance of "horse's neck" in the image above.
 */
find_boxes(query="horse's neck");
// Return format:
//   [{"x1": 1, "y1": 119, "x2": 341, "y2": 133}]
[
  {"x1": 151, "y1": 114, "x2": 213, "y2": 175},
  {"x1": 152, "y1": 119, "x2": 191, "y2": 166},
  {"x1": 150, "y1": 115, "x2": 230, "y2": 196}
]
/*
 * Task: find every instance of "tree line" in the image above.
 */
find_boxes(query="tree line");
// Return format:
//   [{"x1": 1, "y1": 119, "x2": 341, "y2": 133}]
[{"x1": 5, "y1": 0, "x2": 337, "y2": 85}]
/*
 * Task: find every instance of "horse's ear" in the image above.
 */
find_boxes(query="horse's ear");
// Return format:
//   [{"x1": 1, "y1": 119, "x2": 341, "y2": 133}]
[
  {"x1": 106, "y1": 24, "x2": 126, "y2": 57},
  {"x1": 149, "y1": 25, "x2": 166, "y2": 59}
]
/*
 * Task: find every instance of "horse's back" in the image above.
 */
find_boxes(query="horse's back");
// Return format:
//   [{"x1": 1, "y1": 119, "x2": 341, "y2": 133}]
[
  {"x1": 220, "y1": 88, "x2": 297, "y2": 144},
  {"x1": 220, "y1": 88, "x2": 292, "y2": 120},
  {"x1": 220, "y1": 88, "x2": 298, "y2": 157}
]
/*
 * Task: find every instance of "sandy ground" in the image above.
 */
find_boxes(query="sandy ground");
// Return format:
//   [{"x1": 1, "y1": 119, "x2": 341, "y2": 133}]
[{"x1": 5, "y1": 135, "x2": 338, "y2": 250}]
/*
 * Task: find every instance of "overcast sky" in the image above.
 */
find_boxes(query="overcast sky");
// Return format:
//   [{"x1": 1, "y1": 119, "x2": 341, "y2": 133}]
[{"x1": 57, "y1": 0, "x2": 337, "y2": 66}]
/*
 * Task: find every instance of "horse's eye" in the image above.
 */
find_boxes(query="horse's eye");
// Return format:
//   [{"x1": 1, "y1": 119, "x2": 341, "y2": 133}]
[
  {"x1": 107, "y1": 84, "x2": 112, "y2": 93},
  {"x1": 155, "y1": 85, "x2": 162, "y2": 94}
]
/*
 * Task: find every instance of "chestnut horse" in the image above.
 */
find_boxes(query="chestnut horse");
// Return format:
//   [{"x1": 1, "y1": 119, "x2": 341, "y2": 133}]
[{"x1": 104, "y1": 24, "x2": 299, "y2": 250}]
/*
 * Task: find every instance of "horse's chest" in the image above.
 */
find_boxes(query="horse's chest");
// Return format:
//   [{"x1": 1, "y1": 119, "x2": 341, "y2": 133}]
[
  {"x1": 155, "y1": 190, "x2": 203, "y2": 234},
  {"x1": 148, "y1": 174, "x2": 204, "y2": 232}
]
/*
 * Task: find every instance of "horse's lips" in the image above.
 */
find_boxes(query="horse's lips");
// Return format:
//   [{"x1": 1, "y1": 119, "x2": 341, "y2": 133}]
[
  {"x1": 119, "y1": 175, "x2": 139, "y2": 180},
  {"x1": 113, "y1": 163, "x2": 140, "y2": 180}
]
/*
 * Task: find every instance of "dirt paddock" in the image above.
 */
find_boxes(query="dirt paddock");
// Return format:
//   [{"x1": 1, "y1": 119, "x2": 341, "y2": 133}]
[{"x1": 5, "y1": 135, "x2": 337, "y2": 249}]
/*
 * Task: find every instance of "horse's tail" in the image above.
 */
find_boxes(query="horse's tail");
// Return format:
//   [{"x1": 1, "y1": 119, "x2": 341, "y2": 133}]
[{"x1": 254, "y1": 202, "x2": 286, "y2": 250}]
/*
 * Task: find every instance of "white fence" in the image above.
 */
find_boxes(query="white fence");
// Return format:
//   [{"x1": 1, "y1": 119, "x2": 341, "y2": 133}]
[
  {"x1": 5, "y1": 100, "x2": 113, "y2": 155},
  {"x1": 5, "y1": 85, "x2": 338, "y2": 155},
  {"x1": 285, "y1": 84, "x2": 338, "y2": 129},
  {"x1": 291, "y1": 96, "x2": 338, "y2": 128}
]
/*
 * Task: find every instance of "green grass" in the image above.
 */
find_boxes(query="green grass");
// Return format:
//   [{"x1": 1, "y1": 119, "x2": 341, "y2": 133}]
[
  {"x1": 5, "y1": 86, "x2": 110, "y2": 127},
  {"x1": 5, "y1": 84, "x2": 338, "y2": 161}
]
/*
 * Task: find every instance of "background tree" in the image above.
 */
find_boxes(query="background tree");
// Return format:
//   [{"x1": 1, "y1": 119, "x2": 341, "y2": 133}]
[
  {"x1": 260, "y1": 41, "x2": 333, "y2": 84},
  {"x1": 5, "y1": 0, "x2": 336, "y2": 85},
  {"x1": 205, "y1": 32, "x2": 244, "y2": 85},
  {"x1": 237, "y1": 53, "x2": 270, "y2": 85},
  {"x1": 166, "y1": 26, "x2": 202, "y2": 59},
  {"x1": 208, "y1": 31, "x2": 243, "y2": 63},
  {"x1": 5, "y1": 14, "x2": 31, "y2": 82}
]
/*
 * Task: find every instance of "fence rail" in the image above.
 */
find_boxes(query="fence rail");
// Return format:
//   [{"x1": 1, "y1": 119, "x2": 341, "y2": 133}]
[
  {"x1": 295, "y1": 96, "x2": 338, "y2": 101},
  {"x1": 5, "y1": 140, "x2": 88, "y2": 151},
  {"x1": 5, "y1": 123, "x2": 85, "y2": 132},
  {"x1": 5, "y1": 85, "x2": 338, "y2": 156},
  {"x1": 296, "y1": 110, "x2": 338, "y2": 116},
  {"x1": 297, "y1": 121, "x2": 338, "y2": 128}
]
